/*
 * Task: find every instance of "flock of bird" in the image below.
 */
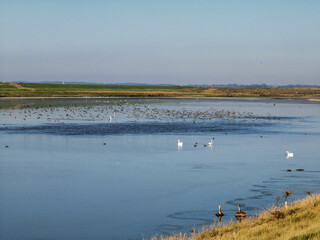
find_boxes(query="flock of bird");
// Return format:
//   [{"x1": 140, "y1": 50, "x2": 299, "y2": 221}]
[
  {"x1": 178, "y1": 138, "x2": 295, "y2": 160},
  {"x1": 1, "y1": 101, "x2": 258, "y2": 124},
  {"x1": 190, "y1": 204, "x2": 248, "y2": 233},
  {"x1": 214, "y1": 204, "x2": 247, "y2": 220},
  {"x1": 2, "y1": 101, "x2": 298, "y2": 230},
  {"x1": 178, "y1": 136, "x2": 295, "y2": 227},
  {"x1": 177, "y1": 138, "x2": 215, "y2": 148},
  {"x1": 190, "y1": 203, "x2": 247, "y2": 233},
  {"x1": 210, "y1": 188, "x2": 307, "y2": 228}
]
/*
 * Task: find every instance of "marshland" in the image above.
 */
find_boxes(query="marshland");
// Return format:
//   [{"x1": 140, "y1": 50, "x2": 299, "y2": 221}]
[
  {"x1": 2, "y1": 0, "x2": 320, "y2": 239},
  {"x1": 1, "y1": 82, "x2": 320, "y2": 98}
]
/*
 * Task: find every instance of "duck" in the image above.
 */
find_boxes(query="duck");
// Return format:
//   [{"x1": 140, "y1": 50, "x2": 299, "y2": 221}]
[
  {"x1": 215, "y1": 205, "x2": 224, "y2": 217},
  {"x1": 235, "y1": 204, "x2": 247, "y2": 218},
  {"x1": 190, "y1": 227, "x2": 198, "y2": 233},
  {"x1": 194, "y1": 142, "x2": 198, "y2": 147},
  {"x1": 286, "y1": 151, "x2": 294, "y2": 158},
  {"x1": 177, "y1": 139, "x2": 183, "y2": 147}
]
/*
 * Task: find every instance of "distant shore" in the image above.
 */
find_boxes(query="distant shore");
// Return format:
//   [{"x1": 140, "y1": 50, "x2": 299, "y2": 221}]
[
  {"x1": 1, "y1": 96, "x2": 319, "y2": 102},
  {"x1": 1, "y1": 82, "x2": 320, "y2": 99}
]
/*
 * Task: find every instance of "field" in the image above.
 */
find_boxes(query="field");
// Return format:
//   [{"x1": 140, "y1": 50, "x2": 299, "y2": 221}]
[
  {"x1": 1, "y1": 82, "x2": 320, "y2": 98},
  {"x1": 150, "y1": 194, "x2": 320, "y2": 240}
]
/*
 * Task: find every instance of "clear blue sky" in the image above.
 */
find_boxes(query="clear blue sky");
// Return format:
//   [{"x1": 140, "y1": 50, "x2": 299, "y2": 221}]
[{"x1": 1, "y1": 0, "x2": 319, "y2": 85}]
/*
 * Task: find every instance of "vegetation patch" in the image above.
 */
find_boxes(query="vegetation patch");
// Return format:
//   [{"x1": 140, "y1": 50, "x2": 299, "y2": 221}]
[
  {"x1": 149, "y1": 194, "x2": 320, "y2": 240},
  {"x1": 290, "y1": 230, "x2": 320, "y2": 240},
  {"x1": 1, "y1": 83, "x2": 320, "y2": 98}
]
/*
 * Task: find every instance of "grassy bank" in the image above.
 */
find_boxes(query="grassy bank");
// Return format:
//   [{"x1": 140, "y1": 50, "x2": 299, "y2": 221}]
[
  {"x1": 150, "y1": 194, "x2": 320, "y2": 240},
  {"x1": 1, "y1": 82, "x2": 320, "y2": 98}
]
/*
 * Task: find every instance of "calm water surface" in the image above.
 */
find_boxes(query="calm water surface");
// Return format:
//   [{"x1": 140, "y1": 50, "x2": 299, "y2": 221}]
[{"x1": 0, "y1": 98, "x2": 319, "y2": 240}]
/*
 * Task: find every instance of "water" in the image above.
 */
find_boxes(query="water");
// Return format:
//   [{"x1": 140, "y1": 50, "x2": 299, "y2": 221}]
[{"x1": 0, "y1": 98, "x2": 319, "y2": 240}]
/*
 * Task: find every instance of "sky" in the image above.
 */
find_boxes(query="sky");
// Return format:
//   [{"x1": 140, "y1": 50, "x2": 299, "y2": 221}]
[{"x1": 1, "y1": 0, "x2": 320, "y2": 85}]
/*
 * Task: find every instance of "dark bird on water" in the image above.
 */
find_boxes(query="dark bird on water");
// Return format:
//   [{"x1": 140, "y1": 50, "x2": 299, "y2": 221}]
[
  {"x1": 216, "y1": 205, "x2": 224, "y2": 217},
  {"x1": 235, "y1": 204, "x2": 247, "y2": 219},
  {"x1": 5, "y1": 145, "x2": 9, "y2": 148},
  {"x1": 190, "y1": 226, "x2": 198, "y2": 233}
]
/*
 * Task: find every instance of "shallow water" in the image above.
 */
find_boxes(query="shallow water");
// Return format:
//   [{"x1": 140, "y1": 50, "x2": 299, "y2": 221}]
[{"x1": 0, "y1": 98, "x2": 319, "y2": 240}]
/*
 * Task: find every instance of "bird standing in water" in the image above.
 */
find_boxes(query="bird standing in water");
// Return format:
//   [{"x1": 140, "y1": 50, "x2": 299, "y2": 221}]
[
  {"x1": 235, "y1": 204, "x2": 247, "y2": 219},
  {"x1": 208, "y1": 137, "x2": 214, "y2": 147},
  {"x1": 216, "y1": 205, "x2": 224, "y2": 217}
]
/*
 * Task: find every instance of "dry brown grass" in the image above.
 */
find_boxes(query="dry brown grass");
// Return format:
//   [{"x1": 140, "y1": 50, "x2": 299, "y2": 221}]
[
  {"x1": 149, "y1": 194, "x2": 320, "y2": 240},
  {"x1": 8, "y1": 83, "x2": 36, "y2": 91}
]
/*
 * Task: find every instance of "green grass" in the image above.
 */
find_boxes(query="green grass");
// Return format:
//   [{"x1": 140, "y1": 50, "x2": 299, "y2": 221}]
[{"x1": 1, "y1": 82, "x2": 320, "y2": 98}]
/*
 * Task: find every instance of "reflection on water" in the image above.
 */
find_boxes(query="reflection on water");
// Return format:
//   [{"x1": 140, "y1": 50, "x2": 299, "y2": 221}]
[
  {"x1": 0, "y1": 98, "x2": 319, "y2": 240},
  {"x1": 0, "y1": 120, "x2": 285, "y2": 135}
]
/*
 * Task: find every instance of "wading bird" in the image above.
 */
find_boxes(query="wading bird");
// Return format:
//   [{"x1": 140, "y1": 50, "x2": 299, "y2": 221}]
[
  {"x1": 235, "y1": 204, "x2": 247, "y2": 219},
  {"x1": 216, "y1": 205, "x2": 224, "y2": 217},
  {"x1": 208, "y1": 137, "x2": 214, "y2": 147}
]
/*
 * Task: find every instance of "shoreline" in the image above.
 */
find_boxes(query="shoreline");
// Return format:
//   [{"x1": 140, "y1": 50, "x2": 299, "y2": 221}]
[
  {"x1": 150, "y1": 194, "x2": 320, "y2": 240},
  {"x1": 1, "y1": 96, "x2": 319, "y2": 101}
]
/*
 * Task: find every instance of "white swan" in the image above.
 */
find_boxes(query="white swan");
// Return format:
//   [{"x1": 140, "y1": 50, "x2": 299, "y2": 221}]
[
  {"x1": 177, "y1": 139, "x2": 183, "y2": 147},
  {"x1": 286, "y1": 151, "x2": 294, "y2": 158},
  {"x1": 208, "y1": 138, "x2": 214, "y2": 147}
]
